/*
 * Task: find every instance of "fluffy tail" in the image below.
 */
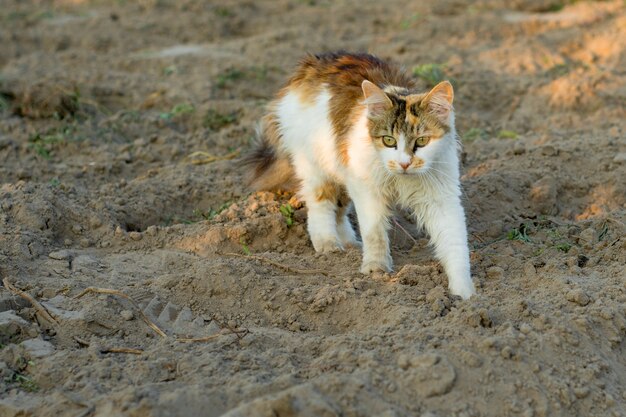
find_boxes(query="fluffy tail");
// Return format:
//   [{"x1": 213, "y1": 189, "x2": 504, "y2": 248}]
[{"x1": 242, "y1": 114, "x2": 296, "y2": 191}]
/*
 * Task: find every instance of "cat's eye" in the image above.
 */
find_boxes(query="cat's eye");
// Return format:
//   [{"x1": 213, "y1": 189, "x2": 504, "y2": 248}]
[
  {"x1": 414, "y1": 136, "x2": 430, "y2": 150},
  {"x1": 381, "y1": 135, "x2": 397, "y2": 148}
]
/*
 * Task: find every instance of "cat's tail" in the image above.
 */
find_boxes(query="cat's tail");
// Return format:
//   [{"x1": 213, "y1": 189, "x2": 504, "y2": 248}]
[{"x1": 242, "y1": 113, "x2": 296, "y2": 191}]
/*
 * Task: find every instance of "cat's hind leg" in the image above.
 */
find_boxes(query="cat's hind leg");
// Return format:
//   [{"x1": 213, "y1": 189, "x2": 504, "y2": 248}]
[
  {"x1": 336, "y1": 196, "x2": 360, "y2": 248},
  {"x1": 295, "y1": 160, "x2": 343, "y2": 252}
]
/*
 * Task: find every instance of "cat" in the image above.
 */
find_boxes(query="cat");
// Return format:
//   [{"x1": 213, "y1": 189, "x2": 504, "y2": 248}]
[{"x1": 244, "y1": 51, "x2": 476, "y2": 299}]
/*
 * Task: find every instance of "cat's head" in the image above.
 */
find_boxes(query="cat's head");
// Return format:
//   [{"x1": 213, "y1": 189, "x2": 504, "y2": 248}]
[{"x1": 362, "y1": 80, "x2": 454, "y2": 175}]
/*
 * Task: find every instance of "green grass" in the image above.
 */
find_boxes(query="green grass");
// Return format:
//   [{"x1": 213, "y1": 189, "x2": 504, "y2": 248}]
[
  {"x1": 216, "y1": 68, "x2": 245, "y2": 89},
  {"x1": 497, "y1": 130, "x2": 518, "y2": 139},
  {"x1": 401, "y1": 13, "x2": 420, "y2": 29},
  {"x1": 159, "y1": 103, "x2": 195, "y2": 120},
  {"x1": 279, "y1": 204, "x2": 295, "y2": 227},
  {"x1": 204, "y1": 109, "x2": 238, "y2": 131},
  {"x1": 507, "y1": 224, "x2": 531, "y2": 243},
  {"x1": 463, "y1": 128, "x2": 487, "y2": 142},
  {"x1": 11, "y1": 373, "x2": 38, "y2": 392},
  {"x1": 555, "y1": 242, "x2": 572, "y2": 252},
  {"x1": 240, "y1": 237, "x2": 251, "y2": 255},
  {"x1": 413, "y1": 64, "x2": 446, "y2": 87}
]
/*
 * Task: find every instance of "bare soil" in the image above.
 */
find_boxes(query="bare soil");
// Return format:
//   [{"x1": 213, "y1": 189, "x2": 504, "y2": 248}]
[{"x1": 1, "y1": 1, "x2": 625, "y2": 416}]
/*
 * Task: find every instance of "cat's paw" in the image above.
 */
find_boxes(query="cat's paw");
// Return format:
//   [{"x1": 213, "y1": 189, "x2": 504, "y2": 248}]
[
  {"x1": 360, "y1": 260, "x2": 392, "y2": 275},
  {"x1": 340, "y1": 236, "x2": 362, "y2": 249},
  {"x1": 312, "y1": 237, "x2": 344, "y2": 253},
  {"x1": 449, "y1": 280, "x2": 476, "y2": 300}
]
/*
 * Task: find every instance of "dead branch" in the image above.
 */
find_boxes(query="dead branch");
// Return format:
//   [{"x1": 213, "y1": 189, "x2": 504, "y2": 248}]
[
  {"x1": 2, "y1": 277, "x2": 58, "y2": 325},
  {"x1": 187, "y1": 149, "x2": 240, "y2": 165},
  {"x1": 73, "y1": 336, "x2": 143, "y2": 355},
  {"x1": 74, "y1": 287, "x2": 167, "y2": 338},
  {"x1": 220, "y1": 252, "x2": 329, "y2": 276},
  {"x1": 392, "y1": 217, "x2": 417, "y2": 245}
]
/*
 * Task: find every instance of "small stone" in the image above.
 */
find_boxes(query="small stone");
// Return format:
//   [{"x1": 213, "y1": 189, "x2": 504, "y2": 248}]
[
  {"x1": 397, "y1": 354, "x2": 411, "y2": 370},
  {"x1": 566, "y1": 289, "x2": 590, "y2": 306},
  {"x1": 613, "y1": 153, "x2": 626, "y2": 164},
  {"x1": 574, "y1": 386, "x2": 590, "y2": 399},
  {"x1": 120, "y1": 310, "x2": 134, "y2": 321},
  {"x1": 20, "y1": 338, "x2": 55, "y2": 358},
  {"x1": 71, "y1": 224, "x2": 83, "y2": 235},
  {"x1": 64, "y1": 239, "x2": 72, "y2": 246},
  {"x1": 49, "y1": 250, "x2": 72, "y2": 260},
  {"x1": 129, "y1": 231, "x2": 142, "y2": 241},
  {"x1": 0, "y1": 310, "x2": 32, "y2": 344},
  {"x1": 540, "y1": 145, "x2": 558, "y2": 156},
  {"x1": 500, "y1": 346, "x2": 513, "y2": 359},
  {"x1": 114, "y1": 226, "x2": 125, "y2": 236},
  {"x1": 513, "y1": 141, "x2": 526, "y2": 155},
  {"x1": 145, "y1": 225, "x2": 158, "y2": 236},
  {"x1": 519, "y1": 323, "x2": 532, "y2": 334},
  {"x1": 486, "y1": 266, "x2": 504, "y2": 279}
]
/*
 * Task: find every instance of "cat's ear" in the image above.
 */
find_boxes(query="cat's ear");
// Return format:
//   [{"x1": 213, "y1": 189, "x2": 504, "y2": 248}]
[
  {"x1": 362, "y1": 80, "x2": 392, "y2": 117},
  {"x1": 423, "y1": 81, "x2": 454, "y2": 123}
]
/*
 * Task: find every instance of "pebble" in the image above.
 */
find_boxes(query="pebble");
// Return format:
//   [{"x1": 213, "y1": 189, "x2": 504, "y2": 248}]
[
  {"x1": 48, "y1": 250, "x2": 72, "y2": 260},
  {"x1": 566, "y1": 289, "x2": 590, "y2": 306},
  {"x1": 145, "y1": 225, "x2": 158, "y2": 236},
  {"x1": 71, "y1": 224, "x2": 83, "y2": 235},
  {"x1": 120, "y1": 310, "x2": 134, "y2": 321},
  {"x1": 486, "y1": 266, "x2": 504, "y2": 279},
  {"x1": 540, "y1": 145, "x2": 558, "y2": 156},
  {"x1": 500, "y1": 346, "x2": 513, "y2": 359},
  {"x1": 573, "y1": 386, "x2": 590, "y2": 399},
  {"x1": 513, "y1": 141, "x2": 526, "y2": 155},
  {"x1": 613, "y1": 153, "x2": 626, "y2": 164},
  {"x1": 129, "y1": 231, "x2": 142, "y2": 241},
  {"x1": 20, "y1": 338, "x2": 55, "y2": 358},
  {"x1": 519, "y1": 323, "x2": 532, "y2": 334}
]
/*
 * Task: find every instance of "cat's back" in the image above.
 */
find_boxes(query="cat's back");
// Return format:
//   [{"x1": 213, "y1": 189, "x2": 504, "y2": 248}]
[{"x1": 287, "y1": 51, "x2": 413, "y2": 95}]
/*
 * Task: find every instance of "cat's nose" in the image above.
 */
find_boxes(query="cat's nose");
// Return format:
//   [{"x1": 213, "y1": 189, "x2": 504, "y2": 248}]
[{"x1": 400, "y1": 162, "x2": 410, "y2": 171}]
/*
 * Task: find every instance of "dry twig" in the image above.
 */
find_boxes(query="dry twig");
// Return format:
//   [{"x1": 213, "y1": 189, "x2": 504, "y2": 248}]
[
  {"x1": 2, "y1": 277, "x2": 58, "y2": 325},
  {"x1": 73, "y1": 336, "x2": 143, "y2": 355},
  {"x1": 74, "y1": 287, "x2": 167, "y2": 338},
  {"x1": 220, "y1": 252, "x2": 329, "y2": 276},
  {"x1": 392, "y1": 217, "x2": 417, "y2": 245},
  {"x1": 187, "y1": 149, "x2": 240, "y2": 165}
]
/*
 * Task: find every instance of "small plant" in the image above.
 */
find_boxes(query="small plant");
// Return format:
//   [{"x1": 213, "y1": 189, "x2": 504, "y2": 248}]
[
  {"x1": 159, "y1": 103, "x2": 195, "y2": 120},
  {"x1": 12, "y1": 372, "x2": 38, "y2": 392},
  {"x1": 598, "y1": 222, "x2": 609, "y2": 241},
  {"x1": 413, "y1": 64, "x2": 446, "y2": 87},
  {"x1": 401, "y1": 13, "x2": 420, "y2": 29},
  {"x1": 463, "y1": 128, "x2": 487, "y2": 142},
  {"x1": 498, "y1": 130, "x2": 518, "y2": 139},
  {"x1": 280, "y1": 203, "x2": 295, "y2": 227},
  {"x1": 507, "y1": 224, "x2": 531, "y2": 243},
  {"x1": 214, "y1": 6, "x2": 233, "y2": 17},
  {"x1": 28, "y1": 132, "x2": 65, "y2": 159},
  {"x1": 204, "y1": 109, "x2": 238, "y2": 131},
  {"x1": 163, "y1": 65, "x2": 178, "y2": 76},
  {"x1": 555, "y1": 242, "x2": 572, "y2": 252},
  {"x1": 216, "y1": 68, "x2": 245, "y2": 89},
  {"x1": 240, "y1": 237, "x2": 251, "y2": 255},
  {"x1": 49, "y1": 178, "x2": 60, "y2": 187}
]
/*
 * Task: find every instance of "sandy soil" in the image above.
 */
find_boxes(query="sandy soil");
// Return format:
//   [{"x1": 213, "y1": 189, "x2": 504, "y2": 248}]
[{"x1": 1, "y1": 0, "x2": 625, "y2": 416}]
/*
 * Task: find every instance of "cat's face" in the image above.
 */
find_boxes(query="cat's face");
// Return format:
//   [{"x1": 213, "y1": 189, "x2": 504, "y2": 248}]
[{"x1": 362, "y1": 80, "x2": 453, "y2": 176}]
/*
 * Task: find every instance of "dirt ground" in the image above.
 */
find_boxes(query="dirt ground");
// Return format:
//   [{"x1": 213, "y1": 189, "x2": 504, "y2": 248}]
[{"x1": 0, "y1": 0, "x2": 625, "y2": 416}]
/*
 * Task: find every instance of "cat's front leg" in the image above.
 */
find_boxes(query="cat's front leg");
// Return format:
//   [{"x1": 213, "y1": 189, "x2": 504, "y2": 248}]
[
  {"x1": 347, "y1": 180, "x2": 392, "y2": 274},
  {"x1": 420, "y1": 198, "x2": 476, "y2": 299}
]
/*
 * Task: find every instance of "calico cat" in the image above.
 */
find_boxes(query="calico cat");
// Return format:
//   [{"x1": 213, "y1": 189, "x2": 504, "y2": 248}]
[{"x1": 244, "y1": 51, "x2": 476, "y2": 299}]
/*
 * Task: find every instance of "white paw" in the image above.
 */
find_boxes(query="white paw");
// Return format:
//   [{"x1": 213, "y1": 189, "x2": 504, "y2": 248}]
[
  {"x1": 340, "y1": 236, "x2": 362, "y2": 249},
  {"x1": 312, "y1": 237, "x2": 343, "y2": 253},
  {"x1": 360, "y1": 260, "x2": 392, "y2": 274},
  {"x1": 449, "y1": 280, "x2": 476, "y2": 300}
]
